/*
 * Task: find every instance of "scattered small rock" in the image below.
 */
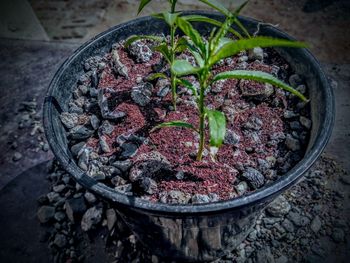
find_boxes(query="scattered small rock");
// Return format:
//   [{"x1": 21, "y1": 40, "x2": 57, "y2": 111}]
[
  {"x1": 12, "y1": 152, "x2": 23, "y2": 161},
  {"x1": 242, "y1": 167, "x2": 265, "y2": 189},
  {"x1": 81, "y1": 206, "x2": 103, "y2": 231},
  {"x1": 266, "y1": 196, "x2": 291, "y2": 217},
  {"x1": 131, "y1": 82, "x2": 153, "y2": 106},
  {"x1": 65, "y1": 197, "x2": 87, "y2": 223},
  {"x1": 37, "y1": 205, "x2": 55, "y2": 223}
]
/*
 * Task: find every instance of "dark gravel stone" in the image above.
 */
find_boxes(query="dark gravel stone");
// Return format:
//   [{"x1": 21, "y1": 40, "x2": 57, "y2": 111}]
[
  {"x1": 243, "y1": 116, "x2": 263, "y2": 130},
  {"x1": 106, "y1": 208, "x2": 117, "y2": 231},
  {"x1": 114, "y1": 184, "x2": 132, "y2": 195},
  {"x1": 90, "y1": 114, "x2": 100, "y2": 130},
  {"x1": 285, "y1": 134, "x2": 301, "y2": 151},
  {"x1": 281, "y1": 219, "x2": 295, "y2": 232},
  {"x1": 69, "y1": 125, "x2": 94, "y2": 140},
  {"x1": 37, "y1": 205, "x2": 56, "y2": 223},
  {"x1": 65, "y1": 197, "x2": 87, "y2": 223},
  {"x1": 111, "y1": 160, "x2": 132, "y2": 173},
  {"x1": 159, "y1": 190, "x2": 191, "y2": 204},
  {"x1": 99, "y1": 136, "x2": 111, "y2": 153},
  {"x1": 128, "y1": 40, "x2": 153, "y2": 63},
  {"x1": 224, "y1": 130, "x2": 240, "y2": 145},
  {"x1": 54, "y1": 211, "x2": 66, "y2": 222},
  {"x1": 331, "y1": 228, "x2": 345, "y2": 243},
  {"x1": 99, "y1": 120, "x2": 114, "y2": 135},
  {"x1": 310, "y1": 215, "x2": 322, "y2": 233},
  {"x1": 140, "y1": 177, "x2": 158, "y2": 195},
  {"x1": 84, "y1": 192, "x2": 97, "y2": 204},
  {"x1": 12, "y1": 152, "x2": 23, "y2": 161},
  {"x1": 129, "y1": 151, "x2": 170, "y2": 182},
  {"x1": 300, "y1": 116, "x2": 312, "y2": 130},
  {"x1": 120, "y1": 143, "x2": 138, "y2": 159},
  {"x1": 60, "y1": 112, "x2": 79, "y2": 129},
  {"x1": 266, "y1": 196, "x2": 291, "y2": 217},
  {"x1": 53, "y1": 233, "x2": 67, "y2": 248},
  {"x1": 289, "y1": 74, "x2": 303, "y2": 88},
  {"x1": 77, "y1": 148, "x2": 89, "y2": 171},
  {"x1": 131, "y1": 82, "x2": 152, "y2": 106},
  {"x1": 242, "y1": 167, "x2": 265, "y2": 189},
  {"x1": 98, "y1": 90, "x2": 126, "y2": 120},
  {"x1": 111, "y1": 48, "x2": 128, "y2": 78},
  {"x1": 81, "y1": 206, "x2": 103, "y2": 231},
  {"x1": 90, "y1": 70, "x2": 99, "y2": 88},
  {"x1": 287, "y1": 211, "x2": 310, "y2": 227}
]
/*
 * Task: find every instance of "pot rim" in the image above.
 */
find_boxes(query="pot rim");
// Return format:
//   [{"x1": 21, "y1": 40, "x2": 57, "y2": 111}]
[{"x1": 43, "y1": 11, "x2": 335, "y2": 215}]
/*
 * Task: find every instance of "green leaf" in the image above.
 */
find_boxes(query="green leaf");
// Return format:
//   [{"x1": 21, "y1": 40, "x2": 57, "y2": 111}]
[
  {"x1": 151, "y1": 121, "x2": 198, "y2": 132},
  {"x1": 124, "y1": 35, "x2": 163, "y2": 47},
  {"x1": 154, "y1": 43, "x2": 172, "y2": 63},
  {"x1": 234, "y1": 17, "x2": 251, "y2": 38},
  {"x1": 198, "y1": 0, "x2": 231, "y2": 17},
  {"x1": 162, "y1": 11, "x2": 179, "y2": 26},
  {"x1": 175, "y1": 36, "x2": 189, "y2": 52},
  {"x1": 210, "y1": 37, "x2": 307, "y2": 66},
  {"x1": 185, "y1": 42, "x2": 205, "y2": 67},
  {"x1": 176, "y1": 78, "x2": 198, "y2": 97},
  {"x1": 138, "y1": 0, "x2": 153, "y2": 14},
  {"x1": 147, "y1": 73, "x2": 168, "y2": 81},
  {"x1": 176, "y1": 16, "x2": 205, "y2": 54},
  {"x1": 205, "y1": 109, "x2": 226, "y2": 147},
  {"x1": 210, "y1": 16, "x2": 234, "y2": 53},
  {"x1": 151, "y1": 13, "x2": 163, "y2": 19},
  {"x1": 233, "y1": 0, "x2": 249, "y2": 16},
  {"x1": 172, "y1": 59, "x2": 199, "y2": 76},
  {"x1": 212, "y1": 70, "x2": 308, "y2": 101},
  {"x1": 183, "y1": 15, "x2": 243, "y2": 39}
]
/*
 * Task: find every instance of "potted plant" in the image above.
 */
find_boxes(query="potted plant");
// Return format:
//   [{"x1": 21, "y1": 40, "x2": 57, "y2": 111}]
[{"x1": 43, "y1": 0, "x2": 334, "y2": 261}]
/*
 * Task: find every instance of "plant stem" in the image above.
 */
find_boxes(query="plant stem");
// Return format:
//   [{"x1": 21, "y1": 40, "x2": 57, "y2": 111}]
[
  {"x1": 196, "y1": 87, "x2": 205, "y2": 161},
  {"x1": 170, "y1": 24, "x2": 177, "y2": 110},
  {"x1": 196, "y1": 70, "x2": 209, "y2": 161}
]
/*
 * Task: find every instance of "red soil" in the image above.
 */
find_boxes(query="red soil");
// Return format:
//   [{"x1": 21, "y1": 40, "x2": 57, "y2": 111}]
[{"x1": 87, "y1": 45, "x2": 291, "y2": 201}]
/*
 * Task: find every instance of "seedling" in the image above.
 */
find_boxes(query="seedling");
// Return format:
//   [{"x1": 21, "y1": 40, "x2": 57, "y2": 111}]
[
  {"x1": 151, "y1": 0, "x2": 308, "y2": 161},
  {"x1": 126, "y1": 0, "x2": 251, "y2": 110}
]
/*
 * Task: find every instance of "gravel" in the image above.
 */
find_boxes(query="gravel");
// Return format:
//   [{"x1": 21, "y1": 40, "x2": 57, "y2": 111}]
[
  {"x1": 38, "y1": 155, "x2": 349, "y2": 262},
  {"x1": 266, "y1": 196, "x2": 291, "y2": 217}
]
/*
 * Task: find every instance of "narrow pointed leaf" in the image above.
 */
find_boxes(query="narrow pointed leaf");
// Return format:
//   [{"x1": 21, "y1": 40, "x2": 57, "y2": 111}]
[
  {"x1": 162, "y1": 11, "x2": 179, "y2": 26},
  {"x1": 205, "y1": 109, "x2": 226, "y2": 147},
  {"x1": 210, "y1": 16, "x2": 234, "y2": 53},
  {"x1": 234, "y1": 17, "x2": 251, "y2": 38},
  {"x1": 154, "y1": 43, "x2": 172, "y2": 63},
  {"x1": 175, "y1": 36, "x2": 189, "y2": 52},
  {"x1": 172, "y1": 59, "x2": 199, "y2": 76},
  {"x1": 151, "y1": 13, "x2": 163, "y2": 19},
  {"x1": 176, "y1": 17, "x2": 205, "y2": 54},
  {"x1": 233, "y1": 0, "x2": 249, "y2": 16},
  {"x1": 210, "y1": 37, "x2": 307, "y2": 66},
  {"x1": 151, "y1": 121, "x2": 198, "y2": 132},
  {"x1": 198, "y1": 0, "x2": 231, "y2": 17},
  {"x1": 183, "y1": 15, "x2": 243, "y2": 39},
  {"x1": 147, "y1": 73, "x2": 168, "y2": 81},
  {"x1": 176, "y1": 78, "x2": 198, "y2": 97},
  {"x1": 185, "y1": 42, "x2": 204, "y2": 67},
  {"x1": 212, "y1": 70, "x2": 308, "y2": 101},
  {"x1": 125, "y1": 35, "x2": 163, "y2": 47},
  {"x1": 138, "y1": 0, "x2": 153, "y2": 14}
]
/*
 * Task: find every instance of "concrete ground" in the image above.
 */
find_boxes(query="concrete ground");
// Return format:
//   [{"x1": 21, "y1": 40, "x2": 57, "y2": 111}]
[{"x1": 0, "y1": 0, "x2": 349, "y2": 262}]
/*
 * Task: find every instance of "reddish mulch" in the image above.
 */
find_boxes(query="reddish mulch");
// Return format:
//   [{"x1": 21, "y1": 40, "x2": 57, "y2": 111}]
[{"x1": 85, "y1": 45, "x2": 296, "y2": 201}]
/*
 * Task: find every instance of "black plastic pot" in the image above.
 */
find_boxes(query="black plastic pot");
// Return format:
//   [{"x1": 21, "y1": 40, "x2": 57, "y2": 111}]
[{"x1": 43, "y1": 11, "x2": 334, "y2": 262}]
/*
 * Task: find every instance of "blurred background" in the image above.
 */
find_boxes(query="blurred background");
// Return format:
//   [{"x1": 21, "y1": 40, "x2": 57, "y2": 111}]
[{"x1": 0, "y1": 0, "x2": 349, "y2": 62}]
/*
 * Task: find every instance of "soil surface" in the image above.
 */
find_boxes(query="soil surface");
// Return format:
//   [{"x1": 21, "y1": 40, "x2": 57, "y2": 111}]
[{"x1": 60, "y1": 38, "x2": 311, "y2": 204}]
